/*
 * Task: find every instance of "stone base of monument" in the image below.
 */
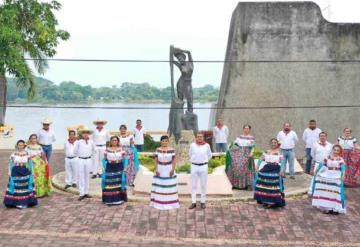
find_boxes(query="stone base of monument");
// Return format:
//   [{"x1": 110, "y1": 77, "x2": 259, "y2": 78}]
[
  {"x1": 133, "y1": 165, "x2": 233, "y2": 196},
  {"x1": 169, "y1": 129, "x2": 195, "y2": 166}
]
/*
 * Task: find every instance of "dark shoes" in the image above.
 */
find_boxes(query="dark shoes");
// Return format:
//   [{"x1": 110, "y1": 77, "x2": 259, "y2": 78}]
[
  {"x1": 189, "y1": 203, "x2": 206, "y2": 210},
  {"x1": 91, "y1": 175, "x2": 97, "y2": 179},
  {"x1": 72, "y1": 183, "x2": 77, "y2": 188},
  {"x1": 78, "y1": 195, "x2": 86, "y2": 201},
  {"x1": 188, "y1": 203, "x2": 196, "y2": 210},
  {"x1": 78, "y1": 194, "x2": 92, "y2": 201},
  {"x1": 64, "y1": 184, "x2": 72, "y2": 190},
  {"x1": 290, "y1": 176, "x2": 295, "y2": 180}
]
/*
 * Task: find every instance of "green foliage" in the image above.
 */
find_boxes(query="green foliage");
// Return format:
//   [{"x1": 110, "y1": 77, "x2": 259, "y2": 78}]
[
  {"x1": 252, "y1": 147, "x2": 264, "y2": 159},
  {"x1": 7, "y1": 77, "x2": 219, "y2": 104},
  {"x1": 0, "y1": 0, "x2": 69, "y2": 98},
  {"x1": 144, "y1": 134, "x2": 160, "y2": 152},
  {"x1": 208, "y1": 155, "x2": 225, "y2": 173},
  {"x1": 139, "y1": 154, "x2": 156, "y2": 172},
  {"x1": 175, "y1": 163, "x2": 191, "y2": 174}
]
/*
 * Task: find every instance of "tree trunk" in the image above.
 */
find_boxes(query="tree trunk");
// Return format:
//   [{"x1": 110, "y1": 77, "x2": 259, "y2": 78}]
[{"x1": 0, "y1": 73, "x2": 7, "y2": 126}]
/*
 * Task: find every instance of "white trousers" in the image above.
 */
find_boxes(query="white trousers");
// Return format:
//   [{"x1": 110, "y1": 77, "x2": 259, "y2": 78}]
[
  {"x1": 191, "y1": 164, "x2": 208, "y2": 203},
  {"x1": 78, "y1": 158, "x2": 92, "y2": 196},
  {"x1": 92, "y1": 146, "x2": 106, "y2": 174},
  {"x1": 65, "y1": 157, "x2": 78, "y2": 185}
]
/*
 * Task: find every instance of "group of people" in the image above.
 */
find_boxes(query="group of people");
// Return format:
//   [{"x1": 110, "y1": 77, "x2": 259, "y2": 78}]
[
  {"x1": 3, "y1": 117, "x2": 359, "y2": 215},
  {"x1": 221, "y1": 119, "x2": 360, "y2": 214}
]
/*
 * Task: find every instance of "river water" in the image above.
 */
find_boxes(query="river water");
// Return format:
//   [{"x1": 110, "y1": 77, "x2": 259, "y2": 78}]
[{"x1": 5, "y1": 103, "x2": 212, "y2": 145}]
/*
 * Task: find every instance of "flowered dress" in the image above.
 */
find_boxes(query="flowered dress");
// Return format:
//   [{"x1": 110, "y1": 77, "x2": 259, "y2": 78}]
[
  {"x1": 311, "y1": 156, "x2": 346, "y2": 214},
  {"x1": 26, "y1": 145, "x2": 52, "y2": 197},
  {"x1": 119, "y1": 135, "x2": 139, "y2": 186},
  {"x1": 3, "y1": 151, "x2": 38, "y2": 208},
  {"x1": 150, "y1": 148, "x2": 180, "y2": 210},
  {"x1": 254, "y1": 150, "x2": 286, "y2": 207},
  {"x1": 101, "y1": 147, "x2": 128, "y2": 204},
  {"x1": 226, "y1": 135, "x2": 255, "y2": 190},
  {"x1": 338, "y1": 136, "x2": 360, "y2": 186}
]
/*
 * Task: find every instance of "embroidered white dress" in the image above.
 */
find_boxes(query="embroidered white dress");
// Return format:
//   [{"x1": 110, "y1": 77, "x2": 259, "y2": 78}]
[{"x1": 150, "y1": 148, "x2": 180, "y2": 210}]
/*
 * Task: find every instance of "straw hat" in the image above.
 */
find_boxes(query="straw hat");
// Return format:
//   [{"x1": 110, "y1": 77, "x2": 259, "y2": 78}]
[
  {"x1": 41, "y1": 118, "x2": 52, "y2": 125},
  {"x1": 78, "y1": 126, "x2": 93, "y2": 134},
  {"x1": 93, "y1": 118, "x2": 108, "y2": 125}
]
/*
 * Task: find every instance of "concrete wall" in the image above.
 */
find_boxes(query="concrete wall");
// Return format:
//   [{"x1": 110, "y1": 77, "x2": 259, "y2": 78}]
[{"x1": 216, "y1": 1, "x2": 360, "y2": 157}]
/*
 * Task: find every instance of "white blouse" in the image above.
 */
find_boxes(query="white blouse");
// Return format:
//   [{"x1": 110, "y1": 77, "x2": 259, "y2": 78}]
[
  {"x1": 338, "y1": 136, "x2": 357, "y2": 150},
  {"x1": 119, "y1": 135, "x2": 134, "y2": 147},
  {"x1": 25, "y1": 145, "x2": 43, "y2": 157},
  {"x1": 235, "y1": 135, "x2": 255, "y2": 147},
  {"x1": 155, "y1": 148, "x2": 175, "y2": 164},
  {"x1": 105, "y1": 148, "x2": 126, "y2": 162},
  {"x1": 10, "y1": 152, "x2": 29, "y2": 165},
  {"x1": 262, "y1": 151, "x2": 283, "y2": 164}
]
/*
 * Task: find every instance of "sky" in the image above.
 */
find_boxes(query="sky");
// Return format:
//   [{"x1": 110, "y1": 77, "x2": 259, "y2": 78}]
[{"x1": 30, "y1": 0, "x2": 360, "y2": 88}]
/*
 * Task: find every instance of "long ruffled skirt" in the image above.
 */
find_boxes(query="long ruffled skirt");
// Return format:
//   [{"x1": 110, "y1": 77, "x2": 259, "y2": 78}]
[
  {"x1": 102, "y1": 162, "x2": 127, "y2": 204},
  {"x1": 343, "y1": 149, "x2": 360, "y2": 186},
  {"x1": 254, "y1": 164, "x2": 285, "y2": 207},
  {"x1": 32, "y1": 156, "x2": 52, "y2": 197},
  {"x1": 3, "y1": 166, "x2": 38, "y2": 208}
]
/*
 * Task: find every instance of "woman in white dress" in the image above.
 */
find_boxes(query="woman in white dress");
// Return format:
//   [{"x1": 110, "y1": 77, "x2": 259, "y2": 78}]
[
  {"x1": 311, "y1": 145, "x2": 347, "y2": 214},
  {"x1": 150, "y1": 135, "x2": 180, "y2": 210}
]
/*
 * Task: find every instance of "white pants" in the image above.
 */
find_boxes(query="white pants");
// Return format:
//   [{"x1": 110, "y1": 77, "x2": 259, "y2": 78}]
[
  {"x1": 92, "y1": 146, "x2": 105, "y2": 174},
  {"x1": 191, "y1": 164, "x2": 208, "y2": 203},
  {"x1": 78, "y1": 158, "x2": 92, "y2": 196},
  {"x1": 65, "y1": 157, "x2": 78, "y2": 185}
]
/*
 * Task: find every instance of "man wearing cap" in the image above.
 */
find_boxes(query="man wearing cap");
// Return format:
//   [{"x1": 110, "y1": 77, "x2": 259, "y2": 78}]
[
  {"x1": 91, "y1": 119, "x2": 110, "y2": 179},
  {"x1": 37, "y1": 119, "x2": 56, "y2": 162},
  {"x1": 74, "y1": 126, "x2": 95, "y2": 201}
]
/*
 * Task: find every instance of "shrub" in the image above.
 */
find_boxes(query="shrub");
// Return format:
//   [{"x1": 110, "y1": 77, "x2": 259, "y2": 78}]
[
  {"x1": 139, "y1": 154, "x2": 156, "y2": 172},
  {"x1": 176, "y1": 163, "x2": 191, "y2": 174},
  {"x1": 252, "y1": 147, "x2": 264, "y2": 159},
  {"x1": 144, "y1": 134, "x2": 160, "y2": 152}
]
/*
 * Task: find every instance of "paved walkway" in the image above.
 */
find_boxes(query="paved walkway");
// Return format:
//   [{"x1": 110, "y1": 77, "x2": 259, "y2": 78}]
[{"x1": 0, "y1": 151, "x2": 359, "y2": 247}]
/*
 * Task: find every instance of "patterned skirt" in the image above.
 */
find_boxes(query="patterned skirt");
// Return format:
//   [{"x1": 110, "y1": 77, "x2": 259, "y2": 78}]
[
  {"x1": 102, "y1": 162, "x2": 127, "y2": 204},
  {"x1": 32, "y1": 156, "x2": 52, "y2": 197},
  {"x1": 311, "y1": 167, "x2": 346, "y2": 213},
  {"x1": 226, "y1": 146, "x2": 254, "y2": 190},
  {"x1": 124, "y1": 147, "x2": 139, "y2": 186},
  {"x1": 343, "y1": 149, "x2": 360, "y2": 186},
  {"x1": 254, "y1": 164, "x2": 285, "y2": 207},
  {"x1": 150, "y1": 163, "x2": 180, "y2": 210},
  {"x1": 3, "y1": 166, "x2": 38, "y2": 208}
]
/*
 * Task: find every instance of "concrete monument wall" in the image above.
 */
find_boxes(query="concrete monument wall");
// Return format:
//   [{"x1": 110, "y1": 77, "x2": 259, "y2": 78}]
[{"x1": 216, "y1": 1, "x2": 360, "y2": 157}]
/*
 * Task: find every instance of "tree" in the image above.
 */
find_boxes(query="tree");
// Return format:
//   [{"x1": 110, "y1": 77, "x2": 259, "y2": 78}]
[{"x1": 0, "y1": 0, "x2": 69, "y2": 125}]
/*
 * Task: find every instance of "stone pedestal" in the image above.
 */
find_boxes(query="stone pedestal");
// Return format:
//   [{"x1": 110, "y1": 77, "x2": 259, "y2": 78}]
[{"x1": 170, "y1": 130, "x2": 195, "y2": 166}]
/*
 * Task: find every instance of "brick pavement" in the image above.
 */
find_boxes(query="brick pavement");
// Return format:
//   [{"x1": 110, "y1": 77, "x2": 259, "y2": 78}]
[{"x1": 0, "y1": 150, "x2": 360, "y2": 247}]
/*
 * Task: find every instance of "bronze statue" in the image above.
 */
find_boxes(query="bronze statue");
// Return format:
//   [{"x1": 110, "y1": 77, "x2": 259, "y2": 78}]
[{"x1": 168, "y1": 45, "x2": 198, "y2": 143}]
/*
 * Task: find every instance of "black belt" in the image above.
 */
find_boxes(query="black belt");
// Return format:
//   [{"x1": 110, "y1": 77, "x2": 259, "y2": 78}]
[
  {"x1": 79, "y1": 156, "x2": 91, "y2": 159},
  {"x1": 192, "y1": 162, "x2": 208, "y2": 166},
  {"x1": 96, "y1": 144, "x2": 106, "y2": 147},
  {"x1": 40, "y1": 144, "x2": 52, "y2": 147},
  {"x1": 66, "y1": 156, "x2": 77, "y2": 159}
]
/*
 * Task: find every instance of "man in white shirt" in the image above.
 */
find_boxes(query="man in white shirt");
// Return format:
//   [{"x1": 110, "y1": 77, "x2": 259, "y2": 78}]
[
  {"x1": 311, "y1": 132, "x2": 332, "y2": 172},
  {"x1": 302, "y1": 120, "x2": 322, "y2": 174},
  {"x1": 213, "y1": 118, "x2": 229, "y2": 152},
  {"x1": 133, "y1": 119, "x2": 145, "y2": 152},
  {"x1": 277, "y1": 122, "x2": 298, "y2": 179},
  {"x1": 64, "y1": 130, "x2": 78, "y2": 190},
  {"x1": 188, "y1": 132, "x2": 212, "y2": 210},
  {"x1": 308, "y1": 132, "x2": 332, "y2": 195},
  {"x1": 91, "y1": 119, "x2": 110, "y2": 179},
  {"x1": 37, "y1": 118, "x2": 56, "y2": 162},
  {"x1": 74, "y1": 127, "x2": 95, "y2": 201}
]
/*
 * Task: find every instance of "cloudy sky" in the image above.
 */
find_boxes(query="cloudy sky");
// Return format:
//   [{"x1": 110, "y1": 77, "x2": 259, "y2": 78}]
[{"x1": 34, "y1": 0, "x2": 360, "y2": 88}]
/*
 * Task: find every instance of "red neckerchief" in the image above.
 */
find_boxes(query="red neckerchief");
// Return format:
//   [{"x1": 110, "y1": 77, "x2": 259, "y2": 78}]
[
  {"x1": 196, "y1": 140, "x2": 206, "y2": 145},
  {"x1": 83, "y1": 137, "x2": 90, "y2": 144},
  {"x1": 68, "y1": 138, "x2": 76, "y2": 145},
  {"x1": 216, "y1": 123, "x2": 223, "y2": 129},
  {"x1": 96, "y1": 127, "x2": 103, "y2": 131},
  {"x1": 136, "y1": 125, "x2": 142, "y2": 130}
]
